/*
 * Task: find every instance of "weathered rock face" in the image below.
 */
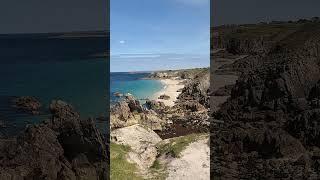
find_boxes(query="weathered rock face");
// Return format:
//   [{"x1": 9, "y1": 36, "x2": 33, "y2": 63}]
[
  {"x1": 11, "y1": 96, "x2": 42, "y2": 115},
  {"x1": 110, "y1": 96, "x2": 165, "y2": 130},
  {"x1": 178, "y1": 69, "x2": 210, "y2": 108},
  {"x1": 145, "y1": 100, "x2": 165, "y2": 112},
  {"x1": 174, "y1": 101, "x2": 206, "y2": 112},
  {"x1": 212, "y1": 21, "x2": 320, "y2": 179},
  {"x1": 125, "y1": 95, "x2": 143, "y2": 113},
  {"x1": 212, "y1": 84, "x2": 234, "y2": 96},
  {"x1": 0, "y1": 100, "x2": 109, "y2": 180},
  {"x1": 111, "y1": 125, "x2": 162, "y2": 171}
]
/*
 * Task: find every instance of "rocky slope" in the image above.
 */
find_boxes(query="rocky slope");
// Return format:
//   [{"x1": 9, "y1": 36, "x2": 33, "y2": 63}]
[
  {"x1": 211, "y1": 20, "x2": 320, "y2": 179},
  {"x1": 110, "y1": 68, "x2": 210, "y2": 179},
  {"x1": 212, "y1": 19, "x2": 320, "y2": 55},
  {"x1": 0, "y1": 100, "x2": 109, "y2": 180},
  {"x1": 150, "y1": 68, "x2": 210, "y2": 108}
]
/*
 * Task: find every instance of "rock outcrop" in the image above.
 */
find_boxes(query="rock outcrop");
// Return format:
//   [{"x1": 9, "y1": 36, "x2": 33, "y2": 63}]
[
  {"x1": 178, "y1": 68, "x2": 210, "y2": 108},
  {"x1": 0, "y1": 100, "x2": 108, "y2": 180},
  {"x1": 211, "y1": 20, "x2": 320, "y2": 179},
  {"x1": 11, "y1": 96, "x2": 42, "y2": 115},
  {"x1": 111, "y1": 124, "x2": 162, "y2": 172},
  {"x1": 159, "y1": 94, "x2": 170, "y2": 100},
  {"x1": 110, "y1": 96, "x2": 165, "y2": 130}
]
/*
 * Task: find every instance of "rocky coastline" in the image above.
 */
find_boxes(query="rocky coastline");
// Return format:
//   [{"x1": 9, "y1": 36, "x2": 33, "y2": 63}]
[
  {"x1": 0, "y1": 99, "x2": 109, "y2": 180},
  {"x1": 211, "y1": 19, "x2": 320, "y2": 179},
  {"x1": 110, "y1": 68, "x2": 210, "y2": 179}
]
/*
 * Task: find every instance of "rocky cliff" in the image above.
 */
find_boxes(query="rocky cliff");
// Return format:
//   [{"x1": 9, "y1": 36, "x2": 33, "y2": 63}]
[
  {"x1": 212, "y1": 20, "x2": 317, "y2": 55},
  {"x1": 0, "y1": 100, "x2": 109, "y2": 180},
  {"x1": 212, "y1": 20, "x2": 320, "y2": 179},
  {"x1": 150, "y1": 68, "x2": 210, "y2": 108}
]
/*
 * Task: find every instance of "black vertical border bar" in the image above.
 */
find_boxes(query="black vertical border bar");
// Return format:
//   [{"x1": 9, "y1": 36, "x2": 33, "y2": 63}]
[
  {"x1": 210, "y1": 0, "x2": 213, "y2": 179},
  {"x1": 106, "y1": 0, "x2": 111, "y2": 174}
]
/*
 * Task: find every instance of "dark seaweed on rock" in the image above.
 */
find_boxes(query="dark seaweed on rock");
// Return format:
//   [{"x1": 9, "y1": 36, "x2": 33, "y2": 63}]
[{"x1": 211, "y1": 20, "x2": 320, "y2": 179}]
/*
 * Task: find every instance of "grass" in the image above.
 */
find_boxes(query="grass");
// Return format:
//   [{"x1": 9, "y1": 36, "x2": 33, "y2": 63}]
[
  {"x1": 156, "y1": 133, "x2": 207, "y2": 158},
  {"x1": 110, "y1": 134, "x2": 208, "y2": 180},
  {"x1": 110, "y1": 143, "x2": 143, "y2": 180},
  {"x1": 150, "y1": 159, "x2": 162, "y2": 170},
  {"x1": 148, "y1": 159, "x2": 168, "y2": 180}
]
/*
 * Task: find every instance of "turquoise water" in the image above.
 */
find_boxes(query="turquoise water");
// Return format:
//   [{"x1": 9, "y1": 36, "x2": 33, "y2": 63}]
[{"x1": 110, "y1": 72, "x2": 164, "y2": 104}]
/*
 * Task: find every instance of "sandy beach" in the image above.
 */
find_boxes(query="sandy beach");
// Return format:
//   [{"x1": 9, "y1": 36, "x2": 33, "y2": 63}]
[{"x1": 153, "y1": 78, "x2": 185, "y2": 106}]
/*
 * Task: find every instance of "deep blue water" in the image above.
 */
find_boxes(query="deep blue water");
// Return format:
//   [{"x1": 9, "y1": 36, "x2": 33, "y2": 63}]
[
  {"x1": 110, "y1": 72, "x2": 164, "y2": 104},
  {"x1": 0, "y1": 33, "x2": 108, "y2": 135}
]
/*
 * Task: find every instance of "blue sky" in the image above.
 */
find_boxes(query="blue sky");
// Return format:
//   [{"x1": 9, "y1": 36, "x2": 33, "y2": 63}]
[{"x1": 111, "y1": 0, "x2": 209, "y2": 72}]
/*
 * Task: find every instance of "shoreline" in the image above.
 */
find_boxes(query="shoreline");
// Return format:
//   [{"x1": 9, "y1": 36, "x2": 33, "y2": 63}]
[{"x1": 152, "y1": 78, "x2": 185, "y2": 107}]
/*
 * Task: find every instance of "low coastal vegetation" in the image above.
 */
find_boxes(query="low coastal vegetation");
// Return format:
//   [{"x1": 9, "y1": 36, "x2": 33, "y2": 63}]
[
  {"x1": 156, "y1": 133, "x2": 206, "y2": 158},
  {"x1": 110, "y1": 143, "x2": 143, "y2": 180}
]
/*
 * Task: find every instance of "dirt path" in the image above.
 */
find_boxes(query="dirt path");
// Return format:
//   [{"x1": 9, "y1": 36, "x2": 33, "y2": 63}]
[{"x1": 166, "y1": 138, "x2": 210, "y2": 180}]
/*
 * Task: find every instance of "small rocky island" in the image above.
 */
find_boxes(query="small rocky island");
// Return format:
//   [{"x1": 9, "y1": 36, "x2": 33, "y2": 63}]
[
  {"x1": 110, "y1": 68, "x2": 210, "y2": 179},
  {"x1": 211, "y1": 18, "x2": 320, "y2": 179}
]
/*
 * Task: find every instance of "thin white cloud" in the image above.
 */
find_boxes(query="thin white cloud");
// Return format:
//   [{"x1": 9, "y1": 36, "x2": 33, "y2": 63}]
[
  {"x1": 175, "y1": 0, "x2": 209, "y2": 6},
  {"x1": 168, "y1": 57, "x2": 183, "y2": 60},
  {"x1": 115, "y1": 54, "x2": 161, "y2": 59},
  {"x1": 119, "y1": 40, "x2": 126, "y2": 44}
]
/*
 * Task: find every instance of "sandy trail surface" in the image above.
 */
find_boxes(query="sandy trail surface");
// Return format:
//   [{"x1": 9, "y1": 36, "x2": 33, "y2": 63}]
[
  {"x1": 166, "y1": 138, "x2": 210, "y2": 180},
  {"x1": 154, "y1": 78, "x2": 184, "y2": 107}
]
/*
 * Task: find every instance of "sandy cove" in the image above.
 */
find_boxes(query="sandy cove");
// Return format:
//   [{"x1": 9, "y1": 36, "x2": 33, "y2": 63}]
[{"x1": 153, "y1": 78, "x2": 185, "y2": 106}]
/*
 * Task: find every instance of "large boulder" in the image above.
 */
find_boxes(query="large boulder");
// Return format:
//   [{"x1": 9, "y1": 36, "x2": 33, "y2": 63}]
[
  {"x1": 145, "y1": 100, "x2": 165, "y2": 111},
  {"x1": 111, "y1": 125, "x2": 162, "y2": 171},
  {"x1": 110, "y1": 99, "x2": 141, "y2": 129},
  {"x1": 110, "y1": 96, "x2": 164, "y2": 130}
]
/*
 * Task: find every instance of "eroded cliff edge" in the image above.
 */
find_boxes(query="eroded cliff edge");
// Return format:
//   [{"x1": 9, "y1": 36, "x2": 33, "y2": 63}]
[
  {"x1": 0, "y1": 100, "x2": 109, "y2": 180},
  {"x1": 211, "y1": 19, "x2": 320, "y2": 179}
]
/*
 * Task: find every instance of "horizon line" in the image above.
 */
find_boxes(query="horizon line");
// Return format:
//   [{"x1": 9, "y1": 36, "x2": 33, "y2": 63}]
[{"x1": 110, "y1": 66, "x2": 209, "y2": 73}]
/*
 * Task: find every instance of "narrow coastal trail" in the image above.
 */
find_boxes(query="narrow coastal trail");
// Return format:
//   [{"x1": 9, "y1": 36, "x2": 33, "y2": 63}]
[{"x1": 166, "y1": 138, "x2": 210, "y2": 180}]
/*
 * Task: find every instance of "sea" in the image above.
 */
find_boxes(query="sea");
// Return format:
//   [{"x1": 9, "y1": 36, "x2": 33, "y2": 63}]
[
  {"x1": 0, "y1": 32, "x2": 109, "y2": 136},
  {"x1": 110, "y1": 72, "x2": 164, "y2": 105}
]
